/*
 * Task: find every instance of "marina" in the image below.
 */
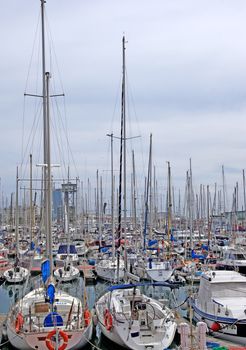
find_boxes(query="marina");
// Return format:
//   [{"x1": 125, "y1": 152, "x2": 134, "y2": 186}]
[
  {"x1": 0, "y1": 273, "x2": 246, "y2": 349},
  {"x1": 0, "y1": 0, "x2": 246, "y2": 350}
]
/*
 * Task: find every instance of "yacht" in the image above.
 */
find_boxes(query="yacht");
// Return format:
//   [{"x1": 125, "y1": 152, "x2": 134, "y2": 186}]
[
  {"x1": 7, "y1": 284, "x2": 93, "y2": 349},
  {"x1": 216, "y1": 246, "x2": 246, "y2": 274},
  {"x1": 95, "y1": 284, "x2": 177, "y2": 350},
  {"x1": 95, "y1": 256, "x2": 125, "y2": 282},
  {"x1": 193, "y1": 269, "x2": 246, "y2": 344},
  {"x1": 6, "y1": 1, "x2": 93, "y2": 348}
]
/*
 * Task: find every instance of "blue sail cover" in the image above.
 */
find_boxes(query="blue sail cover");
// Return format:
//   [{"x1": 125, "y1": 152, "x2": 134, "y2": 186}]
[
  {"x1": 44, "y1": 312, "x2": 63, "y2": 327},
  {"x1": 57, "y1": 244, "x2": 77, "y2": 254},
  {"x1": 148, "y1": 239, "x2": 158, "y2": 246},
  {"x1": 108, "y1": 281, "x2": 180, "y2": 291},
  {"x1": 47, "y1": 283, "x2": 55, "y2": 304},
  {"x1": 100, "y1": 247, "x2": 109, "y2": 253},
  {"x1": 41, "y1": 259, "x2": 50, "y2": 283},
  {"x1": 191, "y1": 249, "x2": 206, "y2": 260},
  {"x1": 170, "y1": 234, "x2": 177, "y2": 242}
]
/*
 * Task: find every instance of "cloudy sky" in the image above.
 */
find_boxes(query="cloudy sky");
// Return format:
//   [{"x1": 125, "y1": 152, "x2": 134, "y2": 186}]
[{"x1": 1, "y1": 0, "x2": 246, "y2": 210}]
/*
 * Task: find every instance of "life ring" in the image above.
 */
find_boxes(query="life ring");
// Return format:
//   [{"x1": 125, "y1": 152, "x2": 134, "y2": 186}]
[
  {"x1": 15, "y1": 312, "x2": 24, "y2": 333},
  {"x1": 45, "y1": 329, "x2": 69, "y2": 350},
  {"x1": 84, "y1": 309, "x2": 91, "y2": 327},
  {"x1": 104, "y1": 309, "x2": 113, "y2": 331}
]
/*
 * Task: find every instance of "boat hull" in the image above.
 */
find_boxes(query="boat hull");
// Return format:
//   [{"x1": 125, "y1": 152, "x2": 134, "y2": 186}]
[
  {"x1": 96, "y1": 289, "x2": 177, "y2": 350},
  {"x1": 193, "y1": 303, "x2": 246, "y2": 345},
  {"x1": 96, "y1": 262, "x2": 124, "y2": 282},
  {"x1": 7, "y1": 319, "x2": 93, "y2": 350}
]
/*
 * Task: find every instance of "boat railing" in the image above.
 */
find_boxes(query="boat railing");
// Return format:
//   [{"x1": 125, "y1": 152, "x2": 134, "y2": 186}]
[{"x1": 11, "y1": 308, "x2": 85, "y2": 333}]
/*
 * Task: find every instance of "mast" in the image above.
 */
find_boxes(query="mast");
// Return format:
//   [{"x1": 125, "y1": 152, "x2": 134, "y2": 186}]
[
  {"x1": 108, "y1": 133, "x2": 115, "y2": 263},
  {"x1": 143, "y1": 133, "x2": 152, "y2": 251},
  {"x1": 207, "y1": 185, "x2": 210, "y2": 245},
  {"x1": 45, "y1": 71, "x2": 53, "y2": 273},
  {"x1": 65, "y1": 167, "x2": 71, "y2": 256},
  {"x1": 153, "y1": 166, "x2": 157, "y2": 230},
  {"x1": 132, "y1": 150, "x2": 137, "y2": 231},
  {"x1": 188, "y1": 161, "x2": 194, "y2": 251},
  {"x1": 117, "y1": 36, "x2": 126, "y2": 281},
  {"x1": 15, "y1": 167, "x2": 19, "y2": 260},
  {"x1": 243, "y1": 170, "x2": 246, "y2": 229},
  {"x1": 222, "y1": 165, "x2": 226, "y2": 215},
  {"x1": 149, "y1": 142, "x2": 153, "y2": 239},
  {"x1": 167, "y1": 161, "x2": 172, "y2": 259},
  {"x1": 0, "y1": 178, "x2": 2, "y2": 228},
  {"x1": 122, "y1": 35, "x2": 128, "y2": 270},
  {"x1": 29, "y1": 154, "x2": 33, "y2": 245},
  {"x1": 40, "y1": 0, "x2": 48, "y2": 237}
]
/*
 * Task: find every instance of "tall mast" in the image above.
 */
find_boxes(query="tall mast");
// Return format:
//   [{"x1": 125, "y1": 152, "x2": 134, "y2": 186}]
[
  {"x1": 41, "y1": 0, "x2": 48, "y2": 242},
  {"x1": 143, "y1": 133, "x2": 152, "y2": 251},
  {"x1": 117, "y1": 36, "x2": 126, "y2": 280},
  {"x1": 243, "y1": 170, "x2": 246, "y2": 228},
  {"x1": 122, "y1": 36, "x2": 127, "y2": 269},
  {"x1": 108, "y1": 134, "x2": 115, "y2": 263},
  {"x1": 15, "y1": 167, "x2": 19, "y2": 260},
  {"x1": 132, "y1": 150, "x2": 137, "y2": 231},
  {"x1": 207, "y1": 185, "x2": 210, "y2": 245},
  {"x1": 29, "y1": 154, "x2": 33, "y2": 244},
  {"x1": 167, "y1": 161, "x2": 172, "y2": 259},
  {"x1": 46, "y1": 71, "x2": 53, "y2": 272},
  {"x1": 149, "y1": 141, "x2": 153, "y2": 239},
  {"x1": 222, "y1": 165, "x2": 226, "y2": 215},
  {"x1": 41, "y1": 0, "x2": 47, "y2": 164}
]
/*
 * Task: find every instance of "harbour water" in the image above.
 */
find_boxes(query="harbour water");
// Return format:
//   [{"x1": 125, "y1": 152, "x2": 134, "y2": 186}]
[{"x1": 0, "y1": 275, "x2": 186, "y2": 349}]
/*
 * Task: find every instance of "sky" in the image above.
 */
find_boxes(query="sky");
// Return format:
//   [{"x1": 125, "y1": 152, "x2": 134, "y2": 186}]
[{"x1": 1, "y1": 0, "x2": 246, "y2": 210}]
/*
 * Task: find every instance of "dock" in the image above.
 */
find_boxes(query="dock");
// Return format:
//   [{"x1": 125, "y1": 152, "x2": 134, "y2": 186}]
[
  {"x1": 78, "y1": 264, "x2": 97, "y2": 284},
  {"x1": 30, "y1": 267, "x2": 41, "y2": 275},
  {"x1": 175, "y1": 311, "x2": 244, "y2": 349}
]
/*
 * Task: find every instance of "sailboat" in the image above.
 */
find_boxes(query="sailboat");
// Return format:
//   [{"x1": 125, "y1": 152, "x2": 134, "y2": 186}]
[
  {"x1": 95, "y1": 36, "x2": 177, "y2": 350},
  {"x1": 3, "y1": 168, "x2": 29, "y2": 284},
  {"x1": 54, "y1": 204, "x2": 80, "y2": 282},
  {"x1": 21, "y1": 154, "x2": 45, "y2": 272},
  {"x1": 95, "y1": 134, "x2": 124, "y2": 283},
  {"x1": 55, "y1": 175, "x2": 79, "y2": 269},
  {"x1": 193, "y1": 269, "x2": 246, "y2": 344},
  {"x1": 145, "y1": 161, "x2": 174, "y2": 282},
  {"x1": 6, "y1": 1, "x2": 93, "y2": 348},
  {"x1": 96, "y1": 283, "x2": 177, "y2": 350},
  {"x1": 133, "y1": 145, "x2": 174, "y2": 283}
]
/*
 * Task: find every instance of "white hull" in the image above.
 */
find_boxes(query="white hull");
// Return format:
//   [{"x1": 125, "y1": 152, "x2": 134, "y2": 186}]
[
  {"x1": 193, "y1": 305, "x2": 246, "y2": 345},
  {"x1": 4, "y1": 266, "x2": 29, "y2": 284},
  {"x1": 96, "y1": 288, "x2": 177, "y2": 350},
  {"x1": 7, "y1": 318, "x2": 93, "y2": 350},
  {"x1": 193, "y1": 270, "x2": 246, "y2": 345},
  {"x1": 7, "y1": 287, "x2": 93, "y2": 350},
  {"x1": 55, "y1": 254, "x2": 79, "y2": 267},
  {"x1": 146, "y1": 267, "x2": 173, "y2": 282},
  {"x1": 134, "y1": 260, "x2": 174, "y2": 282},
  {"x1": 96, "y1": 259, "x2": 124, "y2": 282},
  {"x1": 54, "y1": 265, "x2": 80, "y2": 282}
]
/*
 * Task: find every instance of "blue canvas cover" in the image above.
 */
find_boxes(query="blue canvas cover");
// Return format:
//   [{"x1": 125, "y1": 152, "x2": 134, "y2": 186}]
[
  {"x1": 44, "y1": 312, "x2": 63, "y2": 327},
  {"x1": 191, "y1": 249, "x2": 205, "y2": 260},
  {"x1": 57, "y1": 244, "x2": 77, "y2": 254},
  {"x1": 100, "y1": 247, "x2": 109, "y2": 253},
  {"x1": 41, "y1": 259, "x2": 50, "y2": 283},
  {"x1": 47, "y1": 283, "x2": 55, "y2": 304},
  {"x1": 148, "y1": 239, "x2": 158, "y2": 246},
  {"x1": 108, "y1": 281, "x2": 179, "y2": 291}
]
